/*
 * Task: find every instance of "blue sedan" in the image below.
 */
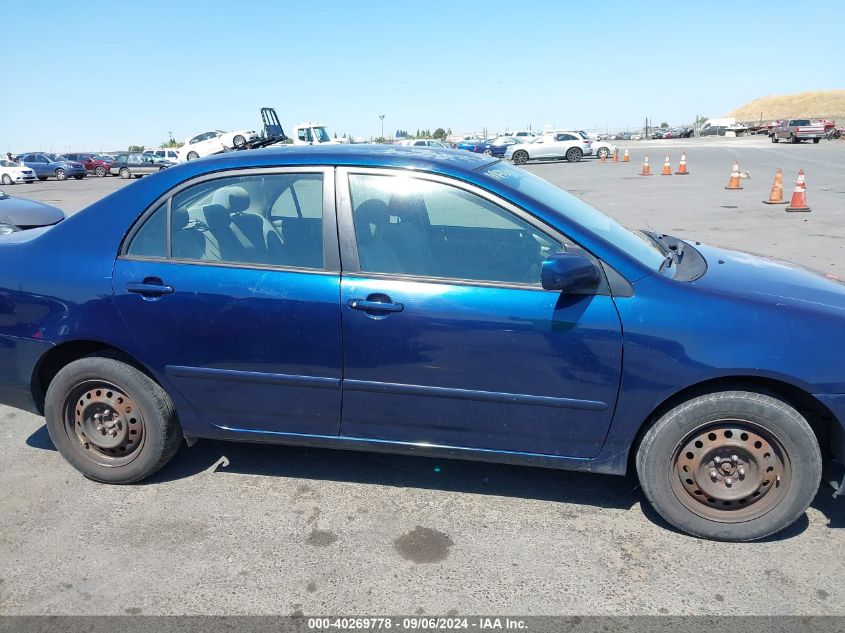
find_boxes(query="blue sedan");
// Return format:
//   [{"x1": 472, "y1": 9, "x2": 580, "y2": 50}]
[
  {"x1": 474, "y1": 136, "x2": 527, "y2": 157},
  {"x1": 0, "y1": 145, "x2": 843, "y2": 541}
]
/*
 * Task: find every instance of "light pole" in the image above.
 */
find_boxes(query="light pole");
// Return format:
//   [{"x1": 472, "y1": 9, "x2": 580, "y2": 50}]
[{"x1": 379, "y1": 114, "x2": 385, "y2": 143}]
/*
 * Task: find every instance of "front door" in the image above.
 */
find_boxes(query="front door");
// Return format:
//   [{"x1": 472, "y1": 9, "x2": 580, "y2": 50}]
[
  {"x1": 336, "y1": 170, "x2": 623, "y2": 458},
  {"x1": 112, "y1": 168, "x2": 343, "y2": 436}
]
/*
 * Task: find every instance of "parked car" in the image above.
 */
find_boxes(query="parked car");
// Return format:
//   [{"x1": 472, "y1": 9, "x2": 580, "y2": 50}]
[
  {"x1": 179, "y1": 129, "x2": 260, "y2": 161},
  {"x1": 0, "y1": 159, "x2": 36, "y2": 185},
  {"x1": 108, "y1": 153, "x2": 175, "y2": 179},
  {"x1": 1, "y1": 145, "x2": 843, "y2": 542},
  {"x1": 455, "y1": 138, "x2": 485, "y2": 151},
  {"x1": 397, "y1": 139, "x2": 451, "y2": 148},
  {"x1": 62, "y1": 153, "x2": 112, "y2": 177},
  {"x1": 144, "y1": 148, "x2": 182, "y2": 163},
  {"x1": 474, "y1": 136, "x2": 525, "y2": 157},
  {"x1": 0, "y1": 189, "x2": 64, "y2": 233},
  {"x1": 15, "y1": 153, "x2": 86, "y2": 181},
  {"x1": 699, "y1": 124, "x2": 726, "y2": 137},
  {"x1": 548, "y1": 130, "x2": 616, "y2": 159},
  {"x1": 770, "y1": 119, "x2": 825, "y2": 144},
  {"x1": 503, "y1": 130, "x2": 537, "y2": 141},
  {"x1": 505, "y1": 133, "x2": 591, "y2": 164}
]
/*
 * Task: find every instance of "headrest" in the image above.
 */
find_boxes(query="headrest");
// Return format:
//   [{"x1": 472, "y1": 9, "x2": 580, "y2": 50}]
[
  {"x1": 212, "y1": 185, "x2": 250, "y2": 213},
  {"x1": 172, "y1": 207, "x2": 190, "y2": 230},
  {"x1": 354, "y1": 199, "x2": 390, "y2": 242},
  {"x1": 388, "y1": 192, "x2": 427, "y2": 224},
  {"x1": 203, "y1": 204, "x2": 230, "y2": 230}
]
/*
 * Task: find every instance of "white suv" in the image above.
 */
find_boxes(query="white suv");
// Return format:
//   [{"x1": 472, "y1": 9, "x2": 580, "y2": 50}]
[
  {"x1": 505, "y1": 132, "x2": 591, "y2": 164},
  {"x1": 143, "y1": 148, "x2": 180, "y2": 163}
]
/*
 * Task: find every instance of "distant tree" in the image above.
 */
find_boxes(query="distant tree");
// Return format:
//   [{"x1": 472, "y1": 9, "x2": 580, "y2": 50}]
[
  {"x1": 659, "y1": 122, "x2": 669, "y2": 129},
  {"x1": 433, "y1": 128, "x2": 446, "y2": 139},
  {"x1": 128, "y1": 145, "x2": 145, "y2": 152},
  {"x1": 694, "y1": 114, "x2": 708, "y2": 127},
  {"x1": 161, "y1": 140, "x2": 182, "y2": 148},
  {"x1": 333, "y1": 132, "x2": 337, "y2": 139}
]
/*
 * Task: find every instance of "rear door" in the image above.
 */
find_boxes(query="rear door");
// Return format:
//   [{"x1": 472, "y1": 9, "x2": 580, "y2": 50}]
[{"x1": 113, "y1": 167, "x2": 343, "y2": 436}]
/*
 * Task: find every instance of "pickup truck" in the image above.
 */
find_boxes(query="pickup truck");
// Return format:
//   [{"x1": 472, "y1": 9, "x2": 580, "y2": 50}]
[{"x1": 770, "y1": 119, "x2": 825, "y2": 144}]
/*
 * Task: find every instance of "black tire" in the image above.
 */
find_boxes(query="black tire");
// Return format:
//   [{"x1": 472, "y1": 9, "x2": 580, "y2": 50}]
[
  {"x1": 186, "y1": 151, "x2": 199, "y2": 161},
  {"x1": 38, "y1": 177, "x2": 47, "y2": 181},
  {"x1": 512, "y1": 150, "x2": 529, "y2": 165},
  {"x1": 771, "y1": 136, "x2": 779, "y2": 143},
  {"x1": 812, "y1": 138, "x2": 820, "y2": 144},
  {"x1": 1, "y1": 174, "x2": 12, "y2": 185},
  {"x1": 94, "y1": 165, "x2": 106, "y2": 177},
  {"x1": 597, "y1": 147, "x2": 610, "y2": 159},
  {"x1": 119, "y1": 167, "x2": 131, "y2": 179},
  {"x1": 55, "y1": 168, "x2": 67, "y2": 181},
  {"x1": 232, "y1": 134, "x2": 246, "y2": 149},
  {"x1": 636, "y1": 391, "x2": 821, "y2": 541},
  {"x1": 566, "y1": 147, "x2": 583, "y2": 162},
  {"x1": 44, "y1": 354, "x2": 183, "y2": 484},
  {"x1": 790, "y1": 135, "x2": 799, "y2": 144}
]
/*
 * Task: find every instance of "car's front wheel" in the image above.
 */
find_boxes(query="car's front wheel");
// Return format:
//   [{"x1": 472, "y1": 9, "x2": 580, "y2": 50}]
[
  {"x1": 94, "y1": 166, "x2": 106, "y2": 177},
  {"x1": 566, "y1": 147, "x2": 583, "y2": 162},
  {"x1": 1, "y1": 174, "x2": 12, "y2": 185},
  {"x1": 55, "y1": 168, "x2": 67, "y2": 181},
  {"x1": 771, "y1": 135, "x2": 779, "y2": 143},
  {"x1": 512, "y1": 150, "x2": 529, "y2": 165},
  {"x1": 636, "y1": 390, "x2": 821, "y2": 541},
  {"x1": 44, "y1": 354, "x2": 183, "y2": 484}
]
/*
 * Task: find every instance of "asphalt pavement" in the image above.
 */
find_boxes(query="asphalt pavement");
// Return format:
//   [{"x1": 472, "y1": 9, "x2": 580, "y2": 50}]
[{"x1": 1, "y1": 136, "x2": 843, "y2": 615}]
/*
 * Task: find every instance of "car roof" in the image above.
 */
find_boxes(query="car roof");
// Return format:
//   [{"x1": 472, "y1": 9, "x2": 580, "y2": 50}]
[{"x1": 187, "y1": 144, "x2": 497, "y2": 175}]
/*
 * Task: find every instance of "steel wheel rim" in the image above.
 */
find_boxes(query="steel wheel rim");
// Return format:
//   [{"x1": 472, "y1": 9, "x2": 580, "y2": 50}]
[
  {"x1": 63, "y1": 380, "x2": 146, "y2": 467},
  {"x1": 670, "y1": 420, "x2": 790, "y2": 523},
  {"x1": 95, "y1": 166, "x2": 105, "y2": 177},
  {"x1": 56, "y1": 169, "x2": 66, "y2": 180}
]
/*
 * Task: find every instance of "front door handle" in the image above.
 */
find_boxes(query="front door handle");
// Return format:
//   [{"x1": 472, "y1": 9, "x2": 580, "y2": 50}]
[
  {"x1": 347, "y1": 299, "x2": 404, "y2": 313},
  {"x1": 126, "y1": 281, "x2": 174, "y2": 296}
]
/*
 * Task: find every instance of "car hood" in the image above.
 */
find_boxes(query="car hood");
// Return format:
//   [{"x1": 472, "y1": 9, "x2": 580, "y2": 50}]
[
  {"x1": 692, "y1": 242, "x2": 845, "y2": 313},
  {"x1": 0, "y1": 195, "x2": 65, "y2": 227}
]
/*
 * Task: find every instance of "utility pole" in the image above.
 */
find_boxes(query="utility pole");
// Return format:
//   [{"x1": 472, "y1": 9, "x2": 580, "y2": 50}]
[{"x1": 379, "y1": 114, "x2": 385, "y2": 143}]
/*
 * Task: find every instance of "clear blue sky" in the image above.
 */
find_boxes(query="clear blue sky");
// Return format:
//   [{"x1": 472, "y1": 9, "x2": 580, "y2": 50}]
[{"x1": 3, "y1": 0, "x2": 843, "y2": 152}]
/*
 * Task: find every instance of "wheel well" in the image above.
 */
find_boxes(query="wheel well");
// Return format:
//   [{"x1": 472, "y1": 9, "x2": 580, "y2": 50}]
[
  {"x1": 629, "y1": 376, "x2": 836, "y2": 470},
  {"x1": 31, "y1": 341, "x2": 141, "y2": 414}
]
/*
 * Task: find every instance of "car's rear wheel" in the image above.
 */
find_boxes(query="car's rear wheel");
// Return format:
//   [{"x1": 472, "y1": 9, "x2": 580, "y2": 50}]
[
  {"x1": 771, "y1": 136, "x2": 779, "y2": 143},
  {"x1": 119, "y1": 167, "x2": 131, "y2": 179},
  {"x1": 94, "y1": 166, "x2": 106, "y2": 177},
  {"x1": 636, "y1": 390, "x2": 821, "y2": 541},
  {"x1": 597, "y1": 147, "x2": 610, "y2": 159},
  {"x1": 186, "y1": 151, "x2": 199, "y2": 161},
  {"x1": 55, "y1": 168, "x2": 67, "y2": 181},
  {"x1": 44, "y1": 355, "x2": 183, "y2": 484},
  {"x1": 1, "y1": 174, "x2": 12, "y2": 185},
  {"x1": 566, "y1": 147, "x2": 583, "y2": 162},
  {"x1": 512, "y1": 150, "x2": 529, "y2": 165},
  {"x1": 790, "y1": 135, "x2": 799, "y2": 144},
  {"x1": 232, "y1": 134, "x2": 246, "y2": 149}
]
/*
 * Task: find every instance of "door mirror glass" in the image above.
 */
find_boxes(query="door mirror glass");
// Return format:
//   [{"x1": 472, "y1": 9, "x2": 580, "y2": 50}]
[{"x1": 541, "y1": 252, "x2": 600, "y2": 293}]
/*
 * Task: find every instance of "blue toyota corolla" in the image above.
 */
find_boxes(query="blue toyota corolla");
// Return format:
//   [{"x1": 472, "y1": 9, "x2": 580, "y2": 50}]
[{"x1": 0, "y1": 145, "x2": 843, "y2": 541}]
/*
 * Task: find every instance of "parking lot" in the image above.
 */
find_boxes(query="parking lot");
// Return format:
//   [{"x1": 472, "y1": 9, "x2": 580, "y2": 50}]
[{"x1": 1, "y1": 136, "x2": 844, "y2": 616}]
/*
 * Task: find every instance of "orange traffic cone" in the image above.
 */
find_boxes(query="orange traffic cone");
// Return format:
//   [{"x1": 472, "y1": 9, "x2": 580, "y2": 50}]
[
  {"x1": 725, "y1": 161, "x2": 743, "y2": 190},
  {"x1": 675, "y1": 153, "x2": 689, "y2": 175},
  {"x1": 622, "y1": 149, "x2": 630, "y2": 162},
  {"x1": 786, "y1": 169, "x2": 810, "y2": 212},
  {"x1": 762, "y1": 168, "x2": 787, "y2": 205},
  {"x1": 612, "y1": 147, "x2": 619, "y2": 163},
  {"x1": 661, "y1": 155, "x2": 672, "y2": 176},
  {"x1": 639, "y1": 155, "x2": 652, "y2": 176}
]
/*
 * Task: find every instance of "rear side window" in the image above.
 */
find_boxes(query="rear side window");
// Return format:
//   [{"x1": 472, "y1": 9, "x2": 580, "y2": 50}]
[{"x1": 127, "y1": 203, "x2": 167, "y2": 258}]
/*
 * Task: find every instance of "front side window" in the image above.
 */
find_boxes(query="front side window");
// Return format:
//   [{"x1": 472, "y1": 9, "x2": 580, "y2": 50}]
[
  {"x1": 349, "y1": 174, "x2": 562, "y2": 285},
  {"x1": 125, "y1": 173, "x2": 325, "y2": 270}
]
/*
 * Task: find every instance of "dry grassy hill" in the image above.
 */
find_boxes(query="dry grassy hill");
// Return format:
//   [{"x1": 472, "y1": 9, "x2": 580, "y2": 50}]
[{"x1": 729, "y1": 90, "x2": 845, "y2": 121}]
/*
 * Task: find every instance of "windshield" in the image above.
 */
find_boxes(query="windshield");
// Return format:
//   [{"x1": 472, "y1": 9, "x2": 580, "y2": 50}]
[
  {"x1": 313, "y1": 127, "x2": 331, "y2": 143},
  {"x1": 790, "y1": 119, "x2": 811, "y2": 126},
  {"x1": 478, "y1": 161, "x2": 666, "y2": 270}
]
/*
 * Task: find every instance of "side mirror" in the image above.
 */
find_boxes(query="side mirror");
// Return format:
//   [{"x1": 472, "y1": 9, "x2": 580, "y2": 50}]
[{"x1": 541, "y1": 252, "x2": 601, "y2": 293}]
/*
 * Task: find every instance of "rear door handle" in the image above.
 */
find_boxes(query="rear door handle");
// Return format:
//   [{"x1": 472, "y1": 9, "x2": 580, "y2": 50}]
[
  {"x1": 126, "y1": 282, "x2": 174, "y2": 296},
  {"x1": 347, "y1": 299, "x2": 404, "y2": 313}
]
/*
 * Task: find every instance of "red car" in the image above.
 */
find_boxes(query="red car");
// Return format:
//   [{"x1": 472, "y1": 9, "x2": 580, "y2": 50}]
[{"x1": 61, "y1": 153, "x2": 112, "y2": 177}]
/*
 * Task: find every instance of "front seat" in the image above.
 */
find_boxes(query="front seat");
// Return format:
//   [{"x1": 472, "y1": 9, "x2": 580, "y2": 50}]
[
  {"x1": 354, "y1": 199, "x2": 402, "y2": 273},
  {"x1": 384, "y1": 192, "x2": 439, "y2": 277}
]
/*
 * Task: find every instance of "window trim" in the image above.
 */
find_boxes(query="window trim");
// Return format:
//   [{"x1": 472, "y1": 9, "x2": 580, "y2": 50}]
[
  {"x1": 335, "y1": 166, "x2": 609, "y2": 294},
  {"x1": 118, "y1": 166, "x2": 340, "y2": 273}
]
